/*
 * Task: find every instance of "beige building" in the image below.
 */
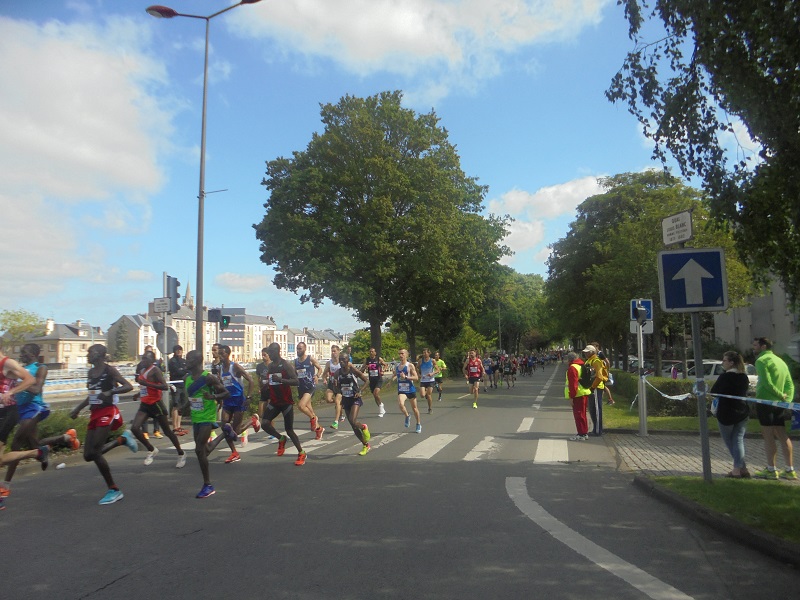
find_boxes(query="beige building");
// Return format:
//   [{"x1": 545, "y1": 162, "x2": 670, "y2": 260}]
[{"x1": 7, "y1": 319, "x2": 107, "y2": 369}]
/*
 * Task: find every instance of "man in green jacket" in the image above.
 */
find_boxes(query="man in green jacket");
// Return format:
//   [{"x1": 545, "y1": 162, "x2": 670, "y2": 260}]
[{"x1": 752, "y1": 337, "x2": 796, "y2": 480}]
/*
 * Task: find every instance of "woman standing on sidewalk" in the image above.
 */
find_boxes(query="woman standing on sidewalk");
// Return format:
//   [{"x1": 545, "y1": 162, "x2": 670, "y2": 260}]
[{"x1": 709, "y1": 351, "x2": 751, "y2": 478}]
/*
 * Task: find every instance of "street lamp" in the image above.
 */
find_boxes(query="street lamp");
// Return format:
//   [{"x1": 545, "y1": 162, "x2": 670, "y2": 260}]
[{"x1": 146, "y1": 1, "x2": 262, "y2": 361}]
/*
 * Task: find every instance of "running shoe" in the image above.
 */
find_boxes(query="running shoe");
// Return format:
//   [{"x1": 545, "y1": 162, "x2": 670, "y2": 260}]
[
  {"x1": 404, "y1": 415, "x2": 411, "y2": 428},
  {"x1": 427, "y1": 408, "x2": 432, "y2": 414},
  {"x1": 569, "y1": 435, "x2": 587, "y2": 441},
  {"x1": 415, "y1": 424, "x2": 422, "y2": 434},
  {"x1": 330, "y1": 421, "x2": 339, "y2": 430},
  {"x1": 174, "y1": 428, "x2": 187, "y2": 436},
  {"x1": 38, "y1": 445, "x2": 50, "y2": 471},
  {"x1": 222, "y1": 423, "x2": 238, "y2": 443},
  {"x1": 0, "y1": 487, "x2": 8, "y2": 498},
  {"x1": 144, "y1": 447, "x2": 159, "y2": 466},
  {"x1": 225, "y1": 451, "x2": 241, "y2": 463},
  {"x1": 315, "y1": 426, "x2": 325, "y2": 440},
  {"x1": 251, "y1": 414, "x2": 261, "y2": 433},
  {"x1": 277, "y1": 435, "x2": 287, "y2": 456},
  {"x1": 143, "y1": 432, "x2": 149, "y2": 440},
  {"x1": 98, "y1": 489, "x2": 124, "y2": 505},
  {"x1": 754, "y1": 468, "x2": 780, "y2": 480},
  {"x1": 339, "y1": 415, "x2": 345, "y2": 422},
  {"x1": 472, "y1": 402, "x2": 478, "y2": 409},
  {"x1": 310, "y1": 416, "x2": 318, "y2": 431},
  {"x1": 121, "y1": 430, "x2": 138, "y2": 453},
  {"x1": 65, "y1": 428, "x2": 81, "y2": 450},
  {"x1": 378, "y1": 403, "x2": 386, "y2": 417},
  {"x1": 196, "y1": 484, "x2": 215, "y2": 499},
  {"x1": 359, "y1": 443, "x2": 371, "y2": 456},
  {"x1": 176, "y1": 454, "x2": 187, "y2": 469},
  {"x1": 153, "y1": 430, "x2": 164, "y2": 439},
  {"x1": 781, "y1": 469, "x2": 798, "y2": 480},
  {"x1": 361, "y1": 423, "x2": 371, "y2": 443},
  {"x1": 294, "y1": 452, "x2": 307, "y2": 466}
]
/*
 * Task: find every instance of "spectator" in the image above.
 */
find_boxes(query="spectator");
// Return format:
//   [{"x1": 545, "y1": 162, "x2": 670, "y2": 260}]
[
  {"x1": 582, "y1": 344, "x2": 608, "y2": 436},
  {"x1": 709, "y1": 351, "x2": 751, "y2": 478},
  {"x1": 564, "y1": 352, "x2": 590, "y2": 440}
]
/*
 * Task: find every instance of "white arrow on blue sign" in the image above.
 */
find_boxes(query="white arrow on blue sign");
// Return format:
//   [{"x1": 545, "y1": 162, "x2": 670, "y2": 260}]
[{"x1": 658, "y1": 248, "x2": 728, "y2": 313}]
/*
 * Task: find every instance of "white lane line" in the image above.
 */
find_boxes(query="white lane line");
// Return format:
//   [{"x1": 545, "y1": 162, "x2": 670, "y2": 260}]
[
  {"x1": 533, "y1": 439, "x2": 569, "y2": 463},
  {"x1": 506, "y1": 478, "x2": 693, "y2": 600},
  {"x1": 399, "y1": 434, "x2": 458, "y2": 459},
  {"x1": 532, "y1": 403, "x2": 542, "y2": 410},
  {"x1": 517, "y1": 417, "x2": 534, "y2": 433},
  {"x1": 463, "y1": 436, "x2": 499, "y2": 461}
]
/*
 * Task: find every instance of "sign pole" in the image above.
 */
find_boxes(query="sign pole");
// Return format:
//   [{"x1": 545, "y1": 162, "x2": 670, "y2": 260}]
[
  {"x1": 637, "y1": 320, "x2": 648, "y2": 436},
  {"x1": 691, "y1": 312, "x2": 713, "y2": 483},
  {"x1": 162, "y1": 272, "x2": 169, "y2": 371}
]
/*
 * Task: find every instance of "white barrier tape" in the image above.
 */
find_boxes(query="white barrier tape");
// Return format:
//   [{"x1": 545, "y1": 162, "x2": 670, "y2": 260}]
[{"x1": 642, "y1": 377, "x2": 800, "y2": 411}]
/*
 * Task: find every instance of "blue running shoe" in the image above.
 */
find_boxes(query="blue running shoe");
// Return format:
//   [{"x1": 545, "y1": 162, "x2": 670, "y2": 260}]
[
  {"x1": 415, "y1": 423, "x2": 422, "y2": 434},
  {"x1": 196, "y1": 484, "x2": 215, "y2": 499},
  {"x1": 222, "y1": 423, "x2": 237, "y2": 443},
  {"x1": 99, "y1": 489, "x2": 124, "y2": 505},
  {"x1": 122, "y1": 430, "x2": 138, "y2": 453},
  {"x1": 404, "y1": 415, "x2": 411, "y2": 428}
]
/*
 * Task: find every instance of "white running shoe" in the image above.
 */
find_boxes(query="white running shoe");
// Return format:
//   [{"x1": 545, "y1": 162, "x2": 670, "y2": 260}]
[
  {"x1": 144, "y1": 447, "x2": 159, "y2": 466},
  {"x1": 176, "y1": 453, "x2": 187, "y2": 468},
  {"x1": 378, "y1": 403, "x2": 386, "y2": 417}
]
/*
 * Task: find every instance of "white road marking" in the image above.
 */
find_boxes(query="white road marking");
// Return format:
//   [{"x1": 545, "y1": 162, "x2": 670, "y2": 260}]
[
  {"x1": 399, "y1": 434, "x2": 458, "y2": 459},
  {"x1": 533, "y1": 439, "x2": 569, "y2": 463},
  {"x1": 463, "y1": 436, "x2": 499, "y2": 461},
  {"x1": 517, "y1": 417, "x2": 534, "y2": 433},
  {"x1": 506, "y1": 477, "x2": 693, "y2": 600}
]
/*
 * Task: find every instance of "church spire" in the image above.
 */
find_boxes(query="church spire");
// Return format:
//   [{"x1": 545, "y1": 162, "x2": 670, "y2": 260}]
[{"x1": 183, "y1": 281, "x2": 194, "y2": 310}]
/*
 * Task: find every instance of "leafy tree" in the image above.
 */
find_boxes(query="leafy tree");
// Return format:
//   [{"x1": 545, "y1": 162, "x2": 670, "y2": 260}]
[
  {"x1": 0, "y1": 309, "x2": 45, "y2": 346},
  {"x1": 254, "y1": 91, "x2": 509, "y2": 357},
  {"x1": 607, "y1": 1, "x2": 800, "y2": 301},
  {"x1": 346, "y1": 328, "x2": 405, "y2": 364},
  {"x1": 112, "y1": 325, "x2": 130, "y2": 362}
]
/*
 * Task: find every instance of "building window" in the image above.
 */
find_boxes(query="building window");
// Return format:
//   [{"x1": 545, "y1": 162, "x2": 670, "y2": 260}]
[
  {"x1": 49, "y1": 344, "x2": 56, "y2": 352},
  {"x1": 64, "y1": 343, "x2": 71, "y2": 351}
]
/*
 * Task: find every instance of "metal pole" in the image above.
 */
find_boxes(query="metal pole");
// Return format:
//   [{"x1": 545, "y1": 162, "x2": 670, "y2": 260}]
[
  {"x1": 691, "y1": 312, "x2": 713, "y2": 483},
  {"x1": 162, "y1": 271, "x2": 169, "y2": 369},
  {"x1": 637, "y1": 320, "x2": 648, "y2": 436},
  {"x1": 194, "y1": 17, "x2": 210, "y2": 362}
]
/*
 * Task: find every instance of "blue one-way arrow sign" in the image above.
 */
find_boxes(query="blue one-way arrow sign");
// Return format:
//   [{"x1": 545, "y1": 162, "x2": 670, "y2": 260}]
[{"x1": 658, "y1": 248, "x2": 728, "y2": 312}]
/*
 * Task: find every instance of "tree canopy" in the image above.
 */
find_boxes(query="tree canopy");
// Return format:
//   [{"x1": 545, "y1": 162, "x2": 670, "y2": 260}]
[
  {"x1": 0, "y1": 309, "x2": 45, "y2": 347},
  {"x1": 607, "y1": 1, "x2": 800, "y2": 300},
  {"x1": 254, "y1": 91, "x2": 509, "y2": 356}
]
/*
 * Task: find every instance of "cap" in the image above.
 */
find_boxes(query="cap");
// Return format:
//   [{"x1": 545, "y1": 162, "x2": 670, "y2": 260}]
[{"x1": 582, "y1": 345, "x2": 597, "y2": 354}]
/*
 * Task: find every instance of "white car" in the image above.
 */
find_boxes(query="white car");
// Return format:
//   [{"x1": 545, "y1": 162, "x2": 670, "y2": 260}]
[{"x1": 689, "y1": 360, "x2": 758, "y2": 393}]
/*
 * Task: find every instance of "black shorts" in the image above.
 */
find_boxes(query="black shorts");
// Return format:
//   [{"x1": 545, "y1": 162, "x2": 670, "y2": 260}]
[
  {"x1": 369, "y1": 377, "x2": 383, "y2": 392},
  {"x1": 138, "y1": 400, "x2": 169, "y2": 419},
  {"x1": 420, "y1": 381, "x2": 434, "y2": 388},
  {"x1": 169, "y1": 386, "x2": 188, "y2": 412},
  {"x1": 342, "y1": 396, "x2": 364, "y2": 410},
  {"x1": 0, "y1": 405, "x2": 19, "y2": 444},
  {"x1": 756, "y1": 403, "x2": 787, "y2": 427},
  {"x1": 468, "y1": 377, "x2": 481, "y2": 385}
]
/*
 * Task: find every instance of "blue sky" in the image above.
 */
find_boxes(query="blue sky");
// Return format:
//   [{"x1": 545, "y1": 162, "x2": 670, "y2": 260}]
[{"x1": 0, "y1": 0, "x2": 670, "y2": 334}]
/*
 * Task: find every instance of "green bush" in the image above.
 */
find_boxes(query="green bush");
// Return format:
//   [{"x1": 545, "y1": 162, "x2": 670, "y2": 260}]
[{"x1": 1, "y1": 408, "x2": 91, "y2": 456}]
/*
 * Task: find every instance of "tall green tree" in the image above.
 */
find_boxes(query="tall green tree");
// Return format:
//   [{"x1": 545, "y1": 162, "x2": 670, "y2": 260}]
[
  {"x1": 112, "y1": 326, "x2": 130, "y2": 362},
  {"x1": 254, "y1": 91, "x2": 509, "y2": 357},
  {"x1": 607, "y1": 1, "x2": 800, "y2": 301},
  {"x1": 0, "y1": 309, "x2": 45, "y2": 347}
]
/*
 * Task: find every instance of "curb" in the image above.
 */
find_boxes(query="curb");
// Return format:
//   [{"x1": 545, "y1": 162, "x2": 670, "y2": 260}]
[{"x1": 633, "y1": 475, "x2": 800, "y2": 569}]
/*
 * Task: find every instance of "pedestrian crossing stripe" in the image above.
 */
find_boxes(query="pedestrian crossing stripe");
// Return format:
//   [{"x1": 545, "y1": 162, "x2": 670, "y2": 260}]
[
  {"x1": 534, "y1": 439, "x2": 569, "y2": 463},
  {"x1": 517, "y1": 417, "x2": 534, "y2": 433},
  {"x1": 399, "y1": 434, "x2": 458, "y2": 459},
  {"x1": 463, "y1": 436, "x2": 500, "y2": 461}
]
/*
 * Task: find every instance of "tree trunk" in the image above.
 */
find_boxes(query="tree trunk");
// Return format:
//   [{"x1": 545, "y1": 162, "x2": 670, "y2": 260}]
[{"x1": 370, "y1": 318, "x2": 383, "y2": 359}]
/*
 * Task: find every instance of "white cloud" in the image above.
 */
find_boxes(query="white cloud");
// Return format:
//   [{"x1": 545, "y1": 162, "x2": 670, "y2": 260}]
[
  {"x1": 503, "y1": 219, "x2": 545, "y2": 253},
  {"x1": 229, "y1": 0, "x2": 609, "y2": 99},
  {"x1": 488, "y1": 176, "x2": 605, "y2": 220},
  {"x1": 216, "y1": 272, "x2": 272, "y2": 294},
  {"x1": 125, "y1": 270, "x2": 154, "y2": 282}
]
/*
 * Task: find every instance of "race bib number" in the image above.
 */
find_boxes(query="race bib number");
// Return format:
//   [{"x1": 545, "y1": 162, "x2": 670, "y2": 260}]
[
  {"x1": 469, "y1": 366, "x2": 479, "y2": 374},
  {"x1": 88, "y1": 392, "x2": 102, "y2": 405},
  {"x1": 369, "y1": 368, "x2": 379, "y2": 377},
  {"x1": 269, "y1": 373, "x2": 282, "y2": 385},
  {"x1": 398, "y1": 381, "x2": 410, "y2": 393},
  {"x1": 261, "y1": 378, "x2": 268, "y2": 386},
  {"x1": 190, "y1": 398, "x2": 204, "y2": 411},
  {"x1": 222, "y1": 375, "x2": 232, "y2": 386},
  {"x1": 296, "y1": 368, "x2": 307, "y2": 379},
  {"x1": 341, "y1": 383, "x2": 354, "y2": 397},
  {"x1": 139, "y1": 385, "x2": 147, "y2": 397}
]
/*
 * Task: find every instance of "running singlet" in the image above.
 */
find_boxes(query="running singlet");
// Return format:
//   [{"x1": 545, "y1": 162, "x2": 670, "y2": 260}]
[
  {"x1": 138, "y1": 365, "x2": 162, "y2": 405},
  {"x1": 366, "y1": 357, "x2": 382, "y2": 379},
  {"x1": 294, "y1": 356, "x2": 315, "y2": 390},
  {"x1": 220, "y1": 363, "x2": 245, "y2": 400},
  {"x1": 420, "y1": 358, "x2": 435, "y2": 383},
  {"x1": 186, "y1": 371, "x2": 218, "y2": 423},
  {"x1": 87, "y1": 364, "x2": 119, "y2": 408},
  {"x1": 268, "y1": 362, "x2": 294, "y2": 406},
  {"x1": 14, "y1": 363, "x2": 47, "y2": 407},
  {"x1": 338, "y1": 370, "x2": 361, "y2": 398},
  {"x1": 0, "y1": 357, "x2": 15, "y2": 400},
  {"x1": 395, "y1": 364, "x2": 416, "y2": 395},
  {"x1": 434, "y1": 359, "x2": 446, "y2": 379},
  {"x1": 467, "y1": 358, "x2": 482, "y2": 378}
]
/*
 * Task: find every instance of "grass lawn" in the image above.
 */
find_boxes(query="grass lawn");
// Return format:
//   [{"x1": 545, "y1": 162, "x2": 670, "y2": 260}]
[{"x1": 655, "y1": 476, "x2": 800, "y2": 544}]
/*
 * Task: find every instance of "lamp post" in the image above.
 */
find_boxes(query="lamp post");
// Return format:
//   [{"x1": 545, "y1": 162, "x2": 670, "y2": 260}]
[{"x1": 146, "y1": 1, "x2": 262, "y2": 361}]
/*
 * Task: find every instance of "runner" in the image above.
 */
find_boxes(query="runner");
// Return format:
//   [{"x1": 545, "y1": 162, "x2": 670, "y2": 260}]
[
  {"x1": 168, "y1": 344, "x2": 189, "y2": 435},
  {"x1": 337, "y1": 352, "x2": 372, "y2": 455},
  {"x1": 364, "y1": 347, "x2": 388, "y2": 417},
  {"x1": 217, "y1": 345, "x2": 256, "y2": 463},
  {"x1": 502, "y1": 355, "x2": 513, "y2": 388},
  {"x1": 254, "y1": 347, "x2": 271, "y2": 434},
  {"x1": 130, "y1": 350, "x2": 187, "y2": 468},
  {"x1": 433, "y1": 351, "x2": 447, "y2": 401},
  {"x1": 69, "y1": 344, "x2": 138, "y2": 505},
  {"x1": 261, "y1": 343, "x2": 307, "y2": 466},
  {"x1": 463, "y1": 349, "x2": 484, "y2": 408},
  {"x1": 321, "y1": 345, "x2": 343, "y2": 430},
  {"x1": 482, "y1": 353, "x2": 493, "y2": 393},
  {"x1": 388, "y1": 349, "x2": 421, "y2": 433},
  {"x1": 3, "y1": 344, "x2": 77, "y2": 490},
  {"x1": 294, "y1": 341, "x2": 324, "y2": 439},
  {"x1": 418, "y1": 348, "x2": 437, "y2": 414},
  {"x1": 184, "y1": 349, "x2": 232, "y2": 499}
]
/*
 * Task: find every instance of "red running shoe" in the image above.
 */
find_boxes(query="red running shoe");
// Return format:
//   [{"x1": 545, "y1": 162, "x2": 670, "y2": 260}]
[
  {"x1": 294, "y1": 452, "x2": 306, "y2": 466},
  {"x1": 277, "y1": 435, "x2": 287, "y2": 456},
  {"x1": 225, "y1": 451, "x2": 241, "y2": 464}
]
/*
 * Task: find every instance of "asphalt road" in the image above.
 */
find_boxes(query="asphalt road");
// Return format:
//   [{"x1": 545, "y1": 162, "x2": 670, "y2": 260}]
[{"x1": 2, "y1": 366, "x2": 795, "y2": 600}]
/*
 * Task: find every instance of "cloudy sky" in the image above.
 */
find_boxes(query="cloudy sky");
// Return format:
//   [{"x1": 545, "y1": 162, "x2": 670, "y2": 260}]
[{"x1": 0, "y1": 0, "x2": 665, "y2": 333}]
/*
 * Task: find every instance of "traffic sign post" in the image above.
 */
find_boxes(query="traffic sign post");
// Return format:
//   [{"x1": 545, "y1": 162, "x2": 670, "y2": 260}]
[
  {"x1": 658, "y1": 248, "x2": 728, "y2": 484},
  {"x1": 153, "y1": 297, "x2": 170, "y2": 313},
  {"x1": 630, "y1": 299, "x2": 653, "y2": 436}
]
